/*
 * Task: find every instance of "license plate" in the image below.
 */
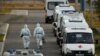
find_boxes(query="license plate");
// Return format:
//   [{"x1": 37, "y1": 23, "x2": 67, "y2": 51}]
[{"x1": 76, "y1": 54, "x2": 84, "y2": 56}]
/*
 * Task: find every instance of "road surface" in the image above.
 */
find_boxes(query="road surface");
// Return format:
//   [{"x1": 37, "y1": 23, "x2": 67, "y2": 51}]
[{"x1": 3, "y1": 10, "x2": 61, "y2": 56}]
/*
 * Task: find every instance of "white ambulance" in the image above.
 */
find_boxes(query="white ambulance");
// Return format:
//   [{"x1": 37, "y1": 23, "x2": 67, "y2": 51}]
[
  {"x1": 60, "y1": 27, "x2": 95, "y2": 56},
  {"x1": 56, "y1": 12, "x2": 89, "y2": 45}
]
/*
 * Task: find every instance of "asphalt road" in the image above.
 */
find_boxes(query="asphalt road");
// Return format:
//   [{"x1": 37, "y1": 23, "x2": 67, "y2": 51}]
[{"x1": 3, "y1": 10, "x2": 61, "y2": 56}]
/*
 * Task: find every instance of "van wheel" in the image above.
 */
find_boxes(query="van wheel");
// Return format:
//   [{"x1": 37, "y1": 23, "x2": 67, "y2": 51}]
[
  {"x1": 59, "y1": 42, "x2": 62, "y2": 48},
  {"x1": 45, "y1": 17, "x2": 48, "y2": 23},
  {"x1": 54, "y1": 31, "x2": 57, "y2": 37},
  {"x1": 53, "y1": 29, "x2": 56, "y2": 37},
  {"x1": 54, "y1": 33, "x2": 57, "y2": 37},
  {"x1": 54, "y1": 32, "x2": 57, "y2": 37},
  {"x1": 57, "y1": 38, "x2": 60, "y2": 45}
]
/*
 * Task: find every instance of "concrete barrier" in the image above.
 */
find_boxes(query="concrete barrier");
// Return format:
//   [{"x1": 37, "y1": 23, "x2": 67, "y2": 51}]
[
  {"x1": 10, "y1": 10, "x2": 28, "y2": 16},
  {"x1": 0, "y1": 24, "x2": 9, "y2": 56}
]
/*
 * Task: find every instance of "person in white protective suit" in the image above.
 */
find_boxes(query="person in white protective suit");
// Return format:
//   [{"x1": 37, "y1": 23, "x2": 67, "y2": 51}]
[
  {"x1": 34, "y1": 23, "x2": 45, "y2": 49},
  {"x1": 20, "y1": 24, "x2": 31, "y2": 49}
]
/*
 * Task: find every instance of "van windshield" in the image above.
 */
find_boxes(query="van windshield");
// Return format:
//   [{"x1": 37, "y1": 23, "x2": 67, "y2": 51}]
[
  {"x1": 66, "y1": 33, "x2": 93, "y2": 44},
  {"x1": 48, "y1": 2, "x2": 64, "y2": 10}
]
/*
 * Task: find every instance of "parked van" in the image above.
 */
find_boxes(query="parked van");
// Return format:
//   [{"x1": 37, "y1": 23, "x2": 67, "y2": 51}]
[
  {"x1": 56, "y1": 12, "x2": 90, "y2": 45},
  {"x1": 45, "y1": 0, "x2": 69, "y2": 23},
  {"x1": 55, "y1": 12, "x2": 89, "y2": 45},
  {"x1": 53, "y1": 4, "x2": 75, "y2": 36},
  {"x1": 60, "y1": 27, "x2": 95, "y2": 56}
]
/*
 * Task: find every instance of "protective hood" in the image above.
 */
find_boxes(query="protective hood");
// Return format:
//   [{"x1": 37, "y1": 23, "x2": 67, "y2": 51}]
[
  {"x1": 34, "y1": 23, "x2": 45, "y2": 37},
  {"x1": 36, "y1": 23, "x2": 40, "y2": 27},
  {"x1": 20, "y1": 24, "x2": 31, "y2": 37},
  {"x1": 24, "y1": 24, "x2": 28, "y2": 28}
]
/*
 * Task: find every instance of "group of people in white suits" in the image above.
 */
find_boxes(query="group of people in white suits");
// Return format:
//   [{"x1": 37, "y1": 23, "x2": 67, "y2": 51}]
[{"x1": 20, "y1": 23, "x2": 45, "y2": 49}]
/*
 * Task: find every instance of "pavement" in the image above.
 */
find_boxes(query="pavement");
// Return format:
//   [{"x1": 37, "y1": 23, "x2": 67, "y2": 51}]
[
  {"x1": 1, "y1": 10, "x2": 61, "y2": 56},
  {"x1": 0, "y1": 14, "x2": 16, "y2": 23}
]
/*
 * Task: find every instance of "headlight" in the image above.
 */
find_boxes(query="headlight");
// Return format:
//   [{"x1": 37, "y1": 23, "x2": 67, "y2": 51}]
[
  {"x1": 66, "y1": 48, "x2": 72, "y2": 53},
  {"x1": 88, "y1": 48, "x2": 92, "y2": 53}
]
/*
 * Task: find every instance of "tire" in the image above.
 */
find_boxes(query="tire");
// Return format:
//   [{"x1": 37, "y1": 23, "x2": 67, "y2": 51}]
[
  {"x1": 53, "y1": 29, "x2": 57, "y2": 37},
  {"x1": 56, "y1": 38, "x2": 60, "y2": 45},
  {"x1": 54, "y1": 31, "x2": 57, "y2": 37},
  {"x1": 45, "y1": 17, "x2": 48, "y2": 23},
  {"x1": 49, "y1": 16, "x2": 54, "y2": 23},
  {"x1": 59, "y1": 42, "x2": 62, "y2": 48},
  {"x1": 46, "y1": 16, "x2": 54, "y2": 23},
  {"x1": 53, "y1": 29, "x2": 55, "y2": 36}
]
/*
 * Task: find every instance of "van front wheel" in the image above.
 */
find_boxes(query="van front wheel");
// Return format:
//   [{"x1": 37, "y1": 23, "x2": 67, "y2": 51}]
[
  {"x1": 53, "y1": 29, "x2": 57, "y2": 37},
  {"x1": 45, "y1": 17, "x2": 49, "y2": 23},
  {"x1": 56, "y1": 38, "x2": 60, "y2": 45}
]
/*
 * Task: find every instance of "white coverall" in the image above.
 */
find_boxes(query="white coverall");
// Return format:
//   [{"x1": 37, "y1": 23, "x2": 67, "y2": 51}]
[
  {"x1": 34, "y1": 23, "x2": 45, "y2": 49},
  {"x1": 20, "y1": 24, "x2": 31, "y2": 49}
]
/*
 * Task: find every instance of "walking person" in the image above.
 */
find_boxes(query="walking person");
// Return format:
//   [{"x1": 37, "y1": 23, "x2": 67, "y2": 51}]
[
  {"x1": 34, "y1": 23, "x2": 45, "y2": 49},
  {"x1": 20, "y1": 24, "x2": 31, "y2": 49}
]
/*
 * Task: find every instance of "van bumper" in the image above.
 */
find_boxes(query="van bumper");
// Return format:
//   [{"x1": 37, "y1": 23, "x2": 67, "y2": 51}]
[{"x1": 66, "y1": 53, "x2": 95, "y2": 56}]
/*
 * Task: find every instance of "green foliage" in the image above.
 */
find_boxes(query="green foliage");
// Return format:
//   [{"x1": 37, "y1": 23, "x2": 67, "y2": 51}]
[
  {"x1": 0, "y1": 34, "x2": 4, "y2": 42},
  {"x1": 92, "y1": 28, "x2": 100, "y2": 39},
  {"x1": 92, "y1": 28, "x2": 100, "y2": 35},
  {"x1": 96, "y1": 44, "x2": 100, "y2": 55},
  {"x1": 87, "y1": 0, "x2": 91, "y2": 6},
  {"x1": 93, "y1": 29, "x2": 100, "y2": 55},
  {"x1": 95, "y1": 0, "x2": 100, "y2": 14},
  {"x1": 0, "y1": 9, "x2": 11, "y2": 14}
]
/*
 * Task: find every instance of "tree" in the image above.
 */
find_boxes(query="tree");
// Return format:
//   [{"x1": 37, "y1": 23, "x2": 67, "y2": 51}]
[
  {"x1": 87, "y1": 0, "x2": 91, "y2": 6},
  {"x1": 95, "y1": 0, "x2": 100, "y2": 14}
]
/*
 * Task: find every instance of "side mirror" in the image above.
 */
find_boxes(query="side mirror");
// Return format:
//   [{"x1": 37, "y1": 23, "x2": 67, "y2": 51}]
[
  {"x1": 53, "y1": 22, "x2": 57, "y2": 27},
  {"x1": 95, "y1": 39, "x2": 99, "y2": 44}
]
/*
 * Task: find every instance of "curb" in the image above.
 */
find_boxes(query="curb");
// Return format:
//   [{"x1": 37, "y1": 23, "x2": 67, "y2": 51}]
[{"x1": 0, "y1": 24, "x2": 9, "y2": 56}]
